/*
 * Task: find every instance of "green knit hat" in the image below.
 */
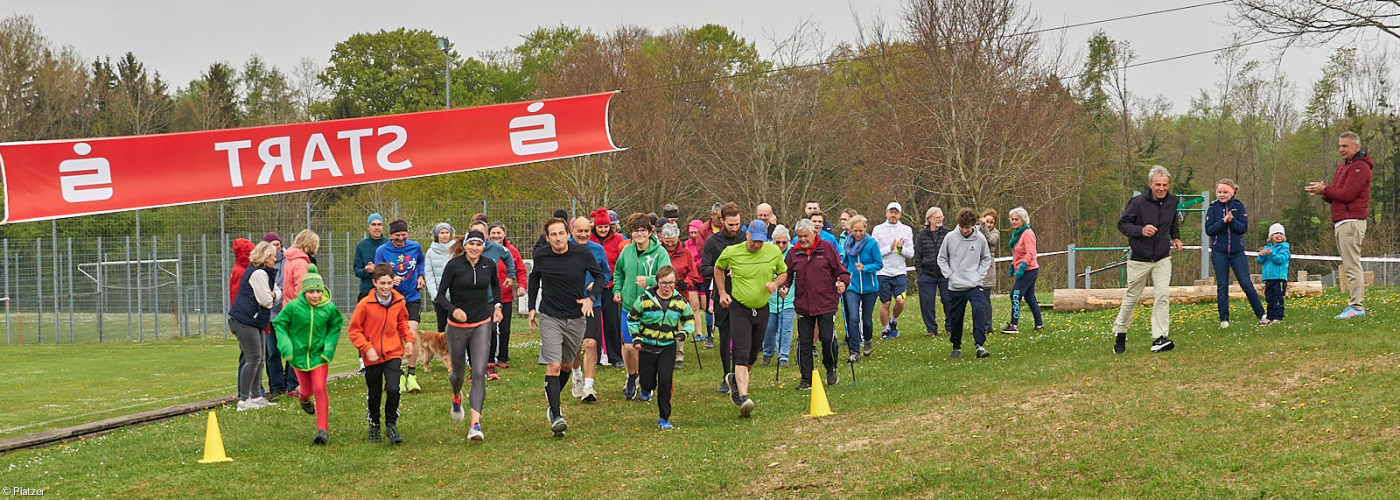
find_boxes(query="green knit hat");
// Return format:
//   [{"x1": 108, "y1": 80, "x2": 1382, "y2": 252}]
[{"x1": 300, "y1": 264, "x2": 328, "y2": 296}]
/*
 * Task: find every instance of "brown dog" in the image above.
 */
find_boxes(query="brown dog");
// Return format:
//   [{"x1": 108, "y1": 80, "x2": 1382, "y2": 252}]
[{"x1": 416, "y1": 330, "x2": 453, "y2": 374}]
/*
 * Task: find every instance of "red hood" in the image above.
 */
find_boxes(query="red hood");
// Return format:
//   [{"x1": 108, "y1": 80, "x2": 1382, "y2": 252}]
[{"x1": 232, "y1": 238, "x2": 254, "y2": 267}]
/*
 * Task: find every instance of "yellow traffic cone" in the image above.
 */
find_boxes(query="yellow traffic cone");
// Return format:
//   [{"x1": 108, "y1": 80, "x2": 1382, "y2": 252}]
[
  {"x1": 197, "y1": 411, "x2": 233, "y2": 464},
  {"x1": 806, "y1": 370, "x2": 834, "y2": 417}
]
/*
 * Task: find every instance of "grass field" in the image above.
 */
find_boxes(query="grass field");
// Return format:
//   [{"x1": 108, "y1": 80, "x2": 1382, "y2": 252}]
[{"x1": 3, "y1": 288, "x2": 1400, "y2": 497}]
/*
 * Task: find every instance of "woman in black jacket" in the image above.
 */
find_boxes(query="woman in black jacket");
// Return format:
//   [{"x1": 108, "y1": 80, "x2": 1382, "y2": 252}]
[{"x1": 434, "y1": 230, "x2": 502, "y2": 441}]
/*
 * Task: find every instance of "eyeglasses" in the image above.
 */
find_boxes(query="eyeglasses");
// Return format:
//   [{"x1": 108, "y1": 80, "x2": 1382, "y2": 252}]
[
  {"x1": 658, "y1": 280, "x2": 677, "y2": 286},
  {"x1": 775, "y1": 240, "x2": 790, "y2": 245}
]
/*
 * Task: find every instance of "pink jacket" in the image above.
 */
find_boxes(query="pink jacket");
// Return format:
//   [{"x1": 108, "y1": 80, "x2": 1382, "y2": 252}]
[
  {"x1": 1011, "y1": 228, "x2": 1039, "y2": 272},
  {"x1": 281, "y1": 246, "x2": 311, "y2": 306}
]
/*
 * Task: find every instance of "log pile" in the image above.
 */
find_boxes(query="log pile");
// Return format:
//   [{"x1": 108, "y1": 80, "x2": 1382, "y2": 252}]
[{"x1": 1052, "y1": 281, "x2": 1324, "y2": 312}]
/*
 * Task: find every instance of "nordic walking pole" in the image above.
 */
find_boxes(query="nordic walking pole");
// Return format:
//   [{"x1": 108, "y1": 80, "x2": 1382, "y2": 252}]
[{"x1": 691, "y1": 329, "x2": 703, "y2": 370}]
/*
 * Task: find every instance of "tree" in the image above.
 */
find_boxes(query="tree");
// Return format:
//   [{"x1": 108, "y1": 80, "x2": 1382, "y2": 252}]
[
  {"x1": 315, "y1": 28, "x2": 455, "y2": 119},
  {"x1": 1233, "y1": 0, "x2": 1400, "y2": 45}
]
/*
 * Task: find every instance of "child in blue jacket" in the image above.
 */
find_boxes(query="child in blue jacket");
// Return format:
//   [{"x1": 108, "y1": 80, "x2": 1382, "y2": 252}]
[{"x1": 1257, "y1": 223, "x2": 1291, "y2": 325}]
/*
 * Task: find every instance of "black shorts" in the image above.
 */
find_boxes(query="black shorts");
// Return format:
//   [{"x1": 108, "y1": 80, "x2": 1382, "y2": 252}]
[
  {"x1": 405, "y1": 300, "x2": 422, "y2": 322},
  {"x1": 729, "y1": 302, "x2": 769, "y2": 367},
  {"x1": 584, "y1": 307, "x2": 603, "y2": 342}
]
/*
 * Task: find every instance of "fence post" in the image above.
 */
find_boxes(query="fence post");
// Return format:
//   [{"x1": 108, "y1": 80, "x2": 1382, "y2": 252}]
[
  {"x1": 1085, "y1": 266, "x2": 1092, "y2": 289},
  {"x1": 177, "y1": 234, "x2": 185, "y2": 337},
  {"x1": 37, "y1": 238, "x2": 43, "y2": 343},
  {"x1": 201, "y1": 234, "x2": 208, "y2": 336},
  {"x1": 67, "y1": 237, "x2": 74, "y2": 343},
  {"x1": 126, "y1": 236, "x2": 132, "y2": 341},
  {"x1": 4, "y1": 238, "x2": 8, "y2": 345},
  {"x1": 52, "y1": 222, "x2": 59, "y2": 341},
  {"x1": 97, "y1": 237, "x2": 103, "y2": 342},
  {"x1": 346, "y1": 232, "x2": 353, "y2": 308},
  {"x1": 136, "y1": 231, "x2": 142, "y2": 341},
  {"x1": 1065, "y1": 244, "x2": 1076, "y2": 289},
  {"x1": 1199, "y1": 190, "x2": 1209, "y2": 280},
  {"x1": 152, "y1": 235, "x2": 159, "y2": 340},
  {"x1": 482, "y1": 200, "x2": 489, "y2": 218},
  {"x1": 221, "y1": 204, "x2": 229, "y2": 339},
  {"x1": 571, "y1": 199, "x2": 577, "y2": 218},
  {"x1": 393, "y1": 201, "x2": 399, "y2": 221},
  {"x1": 306, "y1": 202, "x2": 312, "y2": 231}
]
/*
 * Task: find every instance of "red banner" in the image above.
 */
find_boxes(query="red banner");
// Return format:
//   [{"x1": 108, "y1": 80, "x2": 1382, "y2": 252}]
[{"x1": 0, "y1": 92, "x2": 622, "y2": 223}]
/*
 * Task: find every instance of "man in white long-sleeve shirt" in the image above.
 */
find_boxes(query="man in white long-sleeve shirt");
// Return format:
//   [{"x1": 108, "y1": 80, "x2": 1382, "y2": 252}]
[{"x1": 871, "y1": 202, "x2": 915, "y2": 339}]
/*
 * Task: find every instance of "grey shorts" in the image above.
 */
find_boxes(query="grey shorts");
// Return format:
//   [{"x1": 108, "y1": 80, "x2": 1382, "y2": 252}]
[{"x1": 537, "y1": 313, "x2": 585, "y2": 366}]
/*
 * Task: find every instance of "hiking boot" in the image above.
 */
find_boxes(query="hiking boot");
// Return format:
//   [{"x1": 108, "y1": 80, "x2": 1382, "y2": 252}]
[
  {"x1": 762, "y1": 355, "x2": 772, "y2": 366},
  {"x1": 795, "y1": 381, "x2": 812, "y2": 391},
  {"x1": 727, "y1": 373, "x2": 742, "y2": 405},
  {"x1": 778, "y1": 359, "x2": 789, "y2": 368},
  {"x1": 486, "y1": 364, "x2": 500, "y2": 381},
  {"x1": 367, "y1": 424, "x2": 381, "y2": 442},
  {"x1": 1151, "y1": 337, "x2": 1175, "y2": 353},
  {"x1": 847, "y1": 353, "x2": 860, "y2": 364},
  {"x1": 406, "y1": 374, "x2": 422, "y2": 393},
  {"x1": 1001, "y1": 323, "x2": 1019, "y2": 335},
  {"x1": 826, "y1": 367, "x2": 838, "y2": 386},
  {"x1": 975, "y1": 345, "x2": 990, "y2": 359},
  {"x1": 718, "y1": 377, "x2": 730, "y2": 394},
  {"x1": 313, "y1": 429, "x2": 329, "y2": 445},
  {"x1": 385, "y1": 424, "x2": 402, "y2": 445},
  {"x1": 1113, "y1": 333, "x2": 1126, "y2": 355},
  {"x1": 949, "y1": 348, "x2": 961, "y2": 360},
  {"x1": 739, "y1": 396, "x2": 755, "y2": 418},
  {"x1": 300, "y1": 397, "x2": 316, "y2": 415},
  {"x1": 467, "y1": 423, "x2": 483, "y2": 441},
  {"x1": 862, "y1": 344, "x2": 873, "y2": 357},
  {"x1": 704, "y1": 336, "x2": 714, "y2": 349}
]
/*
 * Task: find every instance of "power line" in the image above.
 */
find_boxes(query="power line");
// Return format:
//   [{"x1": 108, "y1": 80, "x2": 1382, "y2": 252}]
[
  {"x1": 621, "y1": 0, "x2": 1230, "y2": 93},
  {"x1": 823, "y1": 34, "x2": 1294, "y2": 121}
]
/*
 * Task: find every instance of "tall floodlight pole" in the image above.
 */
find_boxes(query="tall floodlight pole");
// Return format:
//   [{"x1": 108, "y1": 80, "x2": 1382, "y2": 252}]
[{"x1": 437, "y1": 36, "x2": 451, "y2": 109}]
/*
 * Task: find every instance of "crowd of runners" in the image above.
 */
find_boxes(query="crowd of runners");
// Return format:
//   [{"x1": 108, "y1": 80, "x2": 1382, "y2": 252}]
[{"x1": 225, "y1": 133, "x2": 1375, "y2": 445}]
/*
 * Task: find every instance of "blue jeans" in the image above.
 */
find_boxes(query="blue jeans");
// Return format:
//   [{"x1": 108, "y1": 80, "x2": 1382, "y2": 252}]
[
  {"x1": 263, "y1": 332, "x2": 297, "y2": 393},
  {"x1": 1212, "y1": 252, "x2": 1265, "y2": 321},
  {"x1": 842, "y1": 290, "x2": 878, "y2": 353},
  {"x1": 762, "y1": 308, "x2": 795, "y2": 361},
  {"x1": 916, "y1": 274, "x2": 949, "y2": 333}
]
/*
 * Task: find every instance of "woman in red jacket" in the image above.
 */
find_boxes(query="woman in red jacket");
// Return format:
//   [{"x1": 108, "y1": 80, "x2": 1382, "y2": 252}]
[
  {"x1": 488, "y1": 222, "x2": 528, "y2": 375},
  {"x1": 590, "y1": 207, "x2": 627, "y2": 366}
]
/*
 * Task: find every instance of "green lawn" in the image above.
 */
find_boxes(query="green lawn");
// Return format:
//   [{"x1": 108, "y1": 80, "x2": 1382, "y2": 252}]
[{"x1": 3, "y1": 288, "x2": 1400, "y2": 497}]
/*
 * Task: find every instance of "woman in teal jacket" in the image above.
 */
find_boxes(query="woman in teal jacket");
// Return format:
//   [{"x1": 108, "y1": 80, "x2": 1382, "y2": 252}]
[{"x1": 841, "y1": 215, "x2": 883, "y2": 361}]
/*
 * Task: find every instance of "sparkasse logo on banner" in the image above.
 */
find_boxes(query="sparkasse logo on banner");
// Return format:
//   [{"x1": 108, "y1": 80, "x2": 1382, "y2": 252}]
[{"x1": 0, "y1": 92, "x2": 622, "y2": 223}]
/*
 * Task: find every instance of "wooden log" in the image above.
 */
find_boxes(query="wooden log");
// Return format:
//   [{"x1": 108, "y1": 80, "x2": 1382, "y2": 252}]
[{"x1": 1053, "y1": 281, "x2": 1324, "y2": 312}]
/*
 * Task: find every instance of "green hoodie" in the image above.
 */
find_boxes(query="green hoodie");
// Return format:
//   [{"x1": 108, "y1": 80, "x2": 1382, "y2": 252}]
[
  {"x1": 272, "y1": 290, "x2": 344, "y2": 371},
  {"x1": 612, "y1": 235, "x2": 672, "y2": 314}
]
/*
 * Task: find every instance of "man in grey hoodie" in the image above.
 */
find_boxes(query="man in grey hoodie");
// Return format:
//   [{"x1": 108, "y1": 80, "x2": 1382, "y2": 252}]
[{"x1": 937, "y1": 208, "x2": 992, "y2": 360}]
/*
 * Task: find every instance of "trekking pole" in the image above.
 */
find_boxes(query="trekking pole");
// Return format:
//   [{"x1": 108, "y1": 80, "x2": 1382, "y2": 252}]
[{"x1": 691, "y1": 330, "x2": 703, "y2": 370}]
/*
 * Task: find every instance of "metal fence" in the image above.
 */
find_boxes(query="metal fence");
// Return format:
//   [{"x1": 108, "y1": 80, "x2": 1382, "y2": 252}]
[{"x1": 1, "y1": 200, "x2": 578, "y2": 345}]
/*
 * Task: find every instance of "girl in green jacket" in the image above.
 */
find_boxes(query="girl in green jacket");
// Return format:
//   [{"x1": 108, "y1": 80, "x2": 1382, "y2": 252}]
[{"x1": 273, "y1": 265, "x2": 345, "y2": 445}]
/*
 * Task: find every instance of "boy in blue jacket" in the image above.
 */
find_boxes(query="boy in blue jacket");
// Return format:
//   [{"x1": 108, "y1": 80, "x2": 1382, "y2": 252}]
[{"x1": 1257, "y1": 223, "x2": 1291, "y2": 325}]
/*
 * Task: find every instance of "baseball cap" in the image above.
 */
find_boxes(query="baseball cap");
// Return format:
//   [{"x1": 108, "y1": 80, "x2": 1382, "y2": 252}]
[{"x1": 887, "y1": 202, "x2": 902, "y2": 213}]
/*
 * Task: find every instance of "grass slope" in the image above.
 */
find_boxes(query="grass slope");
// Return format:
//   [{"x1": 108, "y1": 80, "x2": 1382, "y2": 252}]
[{"x1": 3, "y1": 289, "x2": 1399, "y2": 498}]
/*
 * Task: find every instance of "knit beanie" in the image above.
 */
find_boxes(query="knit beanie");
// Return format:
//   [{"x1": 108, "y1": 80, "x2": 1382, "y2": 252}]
[
  {"x1": 592, "y1": 208, "x2": 610, "y2": 228},
  {"x1": 262, "y1": 232, "x2": 280, "y2": 243},
  {"x1": 431, "y1": 222, "x2": 455, "y2": 240},
  {"x1": 300, "y1": 264, "x2": 328, "y2": 296},
  {"x1": 1268, "y1": 223, "x2": 1285, "y2": 237},
  {"x1": 553, "y1": 209, "x2": 569, "y2": 219},
  {"x1": 608, "y1": 210, "x2": 620, "y2": 226},
  {"x1": 389, "y1": 219, "x2": 408, "y2": 235}
]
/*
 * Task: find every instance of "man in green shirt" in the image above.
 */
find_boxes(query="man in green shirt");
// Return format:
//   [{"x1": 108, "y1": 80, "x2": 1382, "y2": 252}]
[{"x1": 715, "y1": 219, "x2": 788, "y2": 417}]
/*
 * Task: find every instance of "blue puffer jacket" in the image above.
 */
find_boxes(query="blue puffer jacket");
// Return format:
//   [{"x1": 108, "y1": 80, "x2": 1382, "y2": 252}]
[
  {"x1": 841, "y1": 235, "x2": 883, "y2": 294},
  {"x1": 1256, "y1": 241, "x2": 1291, "y2": 281},
  {"x1": 1204, "y1": 199, "x2": 1250, "y2": 255}
]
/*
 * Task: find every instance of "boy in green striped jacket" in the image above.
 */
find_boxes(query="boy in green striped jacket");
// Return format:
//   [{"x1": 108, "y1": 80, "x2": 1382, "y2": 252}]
[{"x1": 628, "y1": 265, "x2": 695, "y2": 430}]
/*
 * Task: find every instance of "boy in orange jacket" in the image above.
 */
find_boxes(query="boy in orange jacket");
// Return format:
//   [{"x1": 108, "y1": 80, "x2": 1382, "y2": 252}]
[{"x1": 348, "y1": 264, "x2": 416, "y2": 444}]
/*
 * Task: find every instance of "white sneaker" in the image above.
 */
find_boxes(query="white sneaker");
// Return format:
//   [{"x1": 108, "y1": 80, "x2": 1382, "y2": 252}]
[
  {"x1": 236, "y1": 399, "x2": 255, "y2": 411},
  {"x1": 249, "y1": 397, "x2": 277, "y2": 408},
  {"x1": 1220, "y1": 321, "x2": 1230, "y2": 329},
  {"x1": 571, "y1": 371, "x2": 585, "y2": 399},
  {"x1": 582, "y1": 384, "x2": 597, "y2": 403}
]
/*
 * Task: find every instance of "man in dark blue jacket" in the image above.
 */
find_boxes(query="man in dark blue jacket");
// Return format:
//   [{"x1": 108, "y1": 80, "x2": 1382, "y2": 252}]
[{"x1": 1111, "y1": 166, "x2": 1183, "y2": 355}]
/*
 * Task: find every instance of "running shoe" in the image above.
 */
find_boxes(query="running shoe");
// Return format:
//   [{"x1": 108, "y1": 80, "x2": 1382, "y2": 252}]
[
  {"x1": 639, "y1": 389, "x2": 653, "y2": 402},
  {"x1": 1151, "y1": 337, "x2": 1175, "y2": 352},
  {"x1": 658, "y1": 418, "x2": 674, "y2": 430},
  {"x1": 1001, "y1": 323, "x2": 1019, "y2": 335},
  {"x1": 367, "y1": 424, "x2": 381, "y2": 443},
  {"x1": 313, "y1": 429, "x2": 329, "y2": 445},
  {"x1": 468, "y1": 423, "x2": 484, "y2": 441},
  {"x1": 1113, "y1": 333, "x2": 1126, "y2": 355},
  {"x1": 451, "y1": 393, "x2": 465, "y2": 422},
  {"x1": 486, "y1": 364, "x2": 500, "y2": 381},
  {"x1": 406, "y1": 374, "x2": 422, "y2": 393},
  {"x1": 386, "y1": 424, "x2": 402, "y2": 445},
  {"x1": 727, "y1": 373, "x2": 742, "y2": 405},
  {"x1": 571, "y1": 371, "x2": 585, "y2": 399},
  {"x1": 300, "y1": 397, "x2": 315, "y2": 415},
  {"x1": 739, "y1": 396, "x2": 755, "y2": 418}
]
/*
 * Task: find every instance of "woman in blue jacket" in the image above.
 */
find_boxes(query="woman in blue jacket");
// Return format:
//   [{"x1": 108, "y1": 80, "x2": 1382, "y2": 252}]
[
  {"x1": 841, "y1": 215, "x2": 883, "y2": 361},
  {"x1": 1205, "y1": 179, "x2": 1265, "y2": 327}
]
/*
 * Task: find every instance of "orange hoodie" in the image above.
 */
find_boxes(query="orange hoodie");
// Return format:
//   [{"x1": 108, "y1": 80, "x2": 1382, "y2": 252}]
[{"x1": 347, "y1": 289, "x2": 415, "y2": 366}]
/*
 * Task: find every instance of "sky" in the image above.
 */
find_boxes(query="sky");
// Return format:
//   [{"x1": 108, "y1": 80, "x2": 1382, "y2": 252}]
[{"x1": 4, "y1": 0, "x2": 1394, "y2": 112}]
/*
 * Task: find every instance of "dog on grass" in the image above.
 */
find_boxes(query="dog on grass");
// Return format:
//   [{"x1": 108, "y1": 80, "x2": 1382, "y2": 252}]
[{"x1": 416, "y1": 330, "x2": 453, "y2": 374}]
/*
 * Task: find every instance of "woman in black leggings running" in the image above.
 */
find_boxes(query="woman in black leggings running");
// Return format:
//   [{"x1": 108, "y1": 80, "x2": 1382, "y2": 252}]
[{"x1": 434, "y1": 230, "x2": 502, "y2": 441}]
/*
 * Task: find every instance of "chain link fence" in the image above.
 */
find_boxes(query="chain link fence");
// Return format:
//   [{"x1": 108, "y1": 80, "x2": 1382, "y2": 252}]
[{"x1": 0, "y1": 199, "x2": 583, "y2": 345}]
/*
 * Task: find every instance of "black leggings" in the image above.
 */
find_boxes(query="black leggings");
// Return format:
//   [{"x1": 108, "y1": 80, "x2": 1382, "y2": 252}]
[
  {"x1": 729, "y1": 303, "x2": 769, "y2": 368},
  {"x1": 447, "y1": 322, "x2": 491, "y2": 413},
  {"x1": 364, "y1": 358, "x2": 402, "y2": 425},
  {"x1": 712, "y1": 289, "x2": 733, "y2": 375},
  {"x1": 638, "y1": 344, "x2": 676, "y2": 420},
  {"x1": 491, "y1": 304, "x2": 513, "y2": 363},
  {"x1": 601, "y1": 287, "x2": 623, "y2": 362},
  {"x1": 434, "y1": 301, "x2": 450, "y2": 333}
]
